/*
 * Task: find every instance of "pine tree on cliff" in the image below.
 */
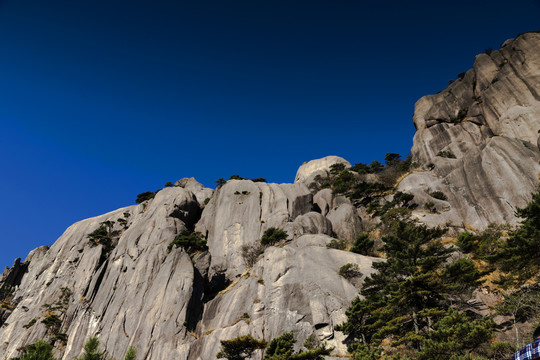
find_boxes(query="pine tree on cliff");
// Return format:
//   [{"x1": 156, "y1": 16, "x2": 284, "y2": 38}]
[
  {"x1": 492, "y1": 185, "x2": 540, "y2": 284},
  {"x1": 335, "y1": 221, "x2": 490, "y2": 357}
]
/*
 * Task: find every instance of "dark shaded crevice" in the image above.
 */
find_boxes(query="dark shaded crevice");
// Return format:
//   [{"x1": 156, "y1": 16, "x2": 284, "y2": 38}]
[
  {"x1": 314, "y1": 322, "x2": 329, "y2": 330},
  {"x1": 169, "y1": 203, "x2": 203, "y2": 232},
  {"x1": 84, "y1": 260, "x2": 109, "y2": 301},
  {"x1": 0, "y1": 258, "x2": 28, "y2": 300},
  {"x1": 0, "y1": 258, "x2": 29, "y2": 327},
  {"x1": 202, "y1": 268, "x2": 231, "y2": 304},
  {"x1": 184, "y1": 266, "x2": 205, "y2": 331}
]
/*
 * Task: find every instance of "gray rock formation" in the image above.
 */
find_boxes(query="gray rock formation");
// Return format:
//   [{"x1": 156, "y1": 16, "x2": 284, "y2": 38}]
[
  {"x1": 400, "y1": 32, "x2": 540, "y2": 230},
  {"x1": 189, "y1": 235, "x2": 381, "y2": 359},
  {"x1": 195, "y1": 180, "x2": 314, "y2": 279},
  {"x1": 327, "y1": 203, "x2": 363, "y2": 243},
  {"x1": 2, "y1": 32, "x2": 540, "y2": 360},
  {"x1": 0, "y1": 177, "x2": 376, "y2": 360},
  {"x1": 175, "y1": 178, "x2": 214, "y2": 206},
  {"x1": 295, "y1": 156, "x2": 351, "y2": 190}
]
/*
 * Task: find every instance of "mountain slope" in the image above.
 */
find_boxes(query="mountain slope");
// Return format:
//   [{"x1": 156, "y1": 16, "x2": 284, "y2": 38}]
[{"x1": 1, "y1": 32, "x2": 540, "y2": 360}]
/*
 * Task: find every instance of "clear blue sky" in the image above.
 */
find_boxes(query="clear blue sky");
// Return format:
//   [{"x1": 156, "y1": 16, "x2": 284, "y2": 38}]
[{"x1": 1, "y1": 0, "x2": 539, "y2": 269}]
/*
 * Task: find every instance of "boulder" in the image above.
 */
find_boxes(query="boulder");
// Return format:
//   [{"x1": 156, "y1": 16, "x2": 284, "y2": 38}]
[{"x1": 294, "y1": 156, "x2": 351, "y2": 190}]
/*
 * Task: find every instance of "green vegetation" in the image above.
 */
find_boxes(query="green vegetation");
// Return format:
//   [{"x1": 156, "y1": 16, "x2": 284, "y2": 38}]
[
  {"x1": 318, "y1": 153, "x2": 413, "y2": 202},
  {"x1": 167, "y1": 230, "x2": 208, "y2": 253},
  {"x1": 494, "y1": 285, "x2": 540, "y2": 348},
  {"x1": 10, "y1": 339, "x2": 55, "y2": 360},
  {"x1": 135, "y1": 191, "x2": 156, "y2": 204},
  {"x1": 350, "y1": 233, "x2": 374, "y2": 256},
  {"x1": 490, "y1": 185, "x2": 540, "y2": 285},
  {"x1": 424, "y1": 201, "x2": 435, "y2": 212},
  {"x1": 164, "y1": 181, "x2": 173, "y2": 187},
  {"x1": 260, "y1": 228, "x2": 288, "y2": 246},
  {"x1": 76, "y1": 336, "x2": 136, "y2": 360},
  {"x1": 335, "y1": 221, "x2": 494, "y2": 359},
  {"x1": 215, "y1": 178, "x2": 226, "y2": 188},
  {"x1": 41, "y1": 314, "x2": 62, "y2": 336},
  {"x1": 229, "y1": 175, "x2": 267, "y2": 182},
  {"x1": 436, "y1": 150, "x2": 456, "y2": 159},
  {"x1": 11, "y1": 335, "x2": 135, "y2": 360},
  {"x1": 456, "y1": 224, "x2": 507, "y2": 259},
  {"x1": 264, "y1": 331, "x2": 332, "y2": 359},
  {"x1": 447, "y1": 187, "x2": 540, "y2": 349},
  {"x1": 87, "y1": 225, "x2": 112, "y2": 248},
  {"x1": 38, "y1": 287, "x2": 71, "y2": 345},
  {"x1": 326, "y1": 238, "x2": 346, "y2": 250},
  {"x1": 217, "y1": 332, "x2": 331, "y2": 360},
  {"x1": 455, "y1": 186, "x2": 540, "y2": 287},
  {"x1": 22, "y1": 318, "x2": 37, "y2": 329},
  {"x1": 338, "y1": 263, "x2": 362, "y2": 279},
  {"x1": 217, "y1": 335, "x2": 267, "y2": 360},
  {"x1": 87, "y1": 222, "x2": 117, "y2": 262},
  {"x1": 430, "y1": 191, "x2": 447, "y2": 201}
]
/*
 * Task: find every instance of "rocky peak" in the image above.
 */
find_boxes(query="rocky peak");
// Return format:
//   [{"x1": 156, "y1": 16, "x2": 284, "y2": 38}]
[
  {"x1": 400, "y1": 31, "x2": 540, "y2": 230},
  {"x1": 2, "y1": 32, "x2": 540, "y2": 360}
]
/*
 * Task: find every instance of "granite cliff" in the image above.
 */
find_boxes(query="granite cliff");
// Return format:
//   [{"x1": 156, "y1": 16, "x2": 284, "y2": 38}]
[
  {"x1": 399, "y1": 31, "x2": 540, "y2": 230},
  {"x1": 1, "y1": 32, "x2": 539, "y2": 359}
]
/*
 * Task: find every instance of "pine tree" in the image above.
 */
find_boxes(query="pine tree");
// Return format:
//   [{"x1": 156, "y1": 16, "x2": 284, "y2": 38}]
[
  {"x1": 417, "y1": 309, "x2": 494, "y2": 360},
  {"x1": 492, "y1": 185, "x2": 540, "y2": 284},
  {"x1": 216, "y1": 335, "x2": 267, "y2": 360},
  {"x1": 12, "y1": 339, "x2": 55, "y2": 360},
  {"x1": 336, "y1": 221, "x2": 490, "y2": 357},
  {"x1": 265, "y1": 331, "x2": 295, "y2": 359},
  {"x1": 264, "y1": 331, "x2": 332, "y2": 360},
  {"x1": 77, "y1": 337, "x2": 105, "y2": 360},
  {"x1": 350, "y1": 234, "x2": 374, "y2": 256},
  {"x1": 76, "y1": 337, "x2": 136, "y2": 360}
]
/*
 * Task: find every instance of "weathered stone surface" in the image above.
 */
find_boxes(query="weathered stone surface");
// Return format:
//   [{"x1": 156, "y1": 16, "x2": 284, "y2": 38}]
[
  {"x1": 3, "y1": 32, "x2": 540, "y2": 360},
  {"x1": 313, "y1": 188, "x2": 351, "y2": 217},
  {"x1": 413, "y1": 32, "x2": 540, "y2": 144},
  {"x1": 196, "y1": 180, "x2": 313, "y2": 279},
  {"x1": 284, "y1": 211, "x2": 333, "y2": 239},
  {"x1": 327, "y1": 203, "x2": 363, "y2": 243},
  {"x1": 403, "y1": 32, "x2": 540, "y2": 230},
  {"x1": 175, "y1": 177, "x2": 214, "y2": 206},
  {"x1": 294, "y1": 156, "x2": 351, "y2": 190},
  {"x1": 0, "y1": 187, "x2": 200, "y2": 360},
  {"x1": 189, "y1": 234, "x2": 381, "y2": 360}
]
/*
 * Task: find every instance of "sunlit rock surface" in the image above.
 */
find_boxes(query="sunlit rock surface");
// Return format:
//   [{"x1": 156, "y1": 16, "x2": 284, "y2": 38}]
[{"x1": 401, "y1": 32, "x2": 540, "y2": 229}]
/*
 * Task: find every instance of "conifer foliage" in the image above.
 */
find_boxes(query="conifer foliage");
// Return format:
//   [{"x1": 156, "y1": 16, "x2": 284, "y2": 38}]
[
  {"x1": 216, "y1": 332, "x2": 332, "y2": 360},
  {"x1": 492, "y1": 185, "x2": 540, "y2": 284},
  {"x1": 10, "y1": 339, "x2": 55, "y2": 360},
  {"x1": 335, "y1": 221, "x2": 491, "y2": 358},
  {"x1": 216, "y1": 335, "x2": 267, "y2": 360}
]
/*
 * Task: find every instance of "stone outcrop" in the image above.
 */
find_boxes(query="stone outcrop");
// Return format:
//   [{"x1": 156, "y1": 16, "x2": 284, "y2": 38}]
[
  {"x1": 400, "y1": 31, "x2": 540, "y2": 230},
  {"x1": 294, "y1": 156, "x2": 351, "y2": 190},
  {"x1": 0, "y1": 176, "x2": 374, "y2": 360},
  {"x1": 2, "y1": 32, "x2": 540, "y2": 360},
  {"x1": 188, "y1": 235, "x2": 381, "y2": 359}
]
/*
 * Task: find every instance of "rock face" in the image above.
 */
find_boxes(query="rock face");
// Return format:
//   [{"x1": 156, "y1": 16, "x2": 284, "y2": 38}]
[
  {"x1": 400, "y1": 32, "x2": 540, "y2": 230},
  {"x1": 295, "y1": 156, "x2": 351, "y2": 190},
  {"x1": 2, "y1": 33, "x2": 540, "y2": 360},
  {"x1": 0, "y1": 177, "x2": 372, "y2": 360}
]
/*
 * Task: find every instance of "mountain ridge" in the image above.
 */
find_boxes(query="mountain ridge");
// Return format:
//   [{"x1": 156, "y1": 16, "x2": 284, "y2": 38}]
[{"x1": 2, "y1": 31, "x2": 540, "y2": 359}]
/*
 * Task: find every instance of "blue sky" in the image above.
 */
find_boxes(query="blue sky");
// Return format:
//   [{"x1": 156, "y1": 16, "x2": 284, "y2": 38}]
[{"x1": 1, "y1": 0, "x2": 539, "y2": 269}]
